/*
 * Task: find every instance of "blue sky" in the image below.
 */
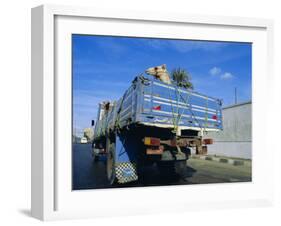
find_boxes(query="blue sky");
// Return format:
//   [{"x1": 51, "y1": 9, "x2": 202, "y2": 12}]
[{"x1": 72, "y1": 35, "x2": 252, "y2": 134}]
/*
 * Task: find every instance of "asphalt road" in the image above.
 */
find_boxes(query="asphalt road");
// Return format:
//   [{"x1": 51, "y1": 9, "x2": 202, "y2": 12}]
[{"x1": 72, "y1": 143, "x2": 251, "y2": 190}]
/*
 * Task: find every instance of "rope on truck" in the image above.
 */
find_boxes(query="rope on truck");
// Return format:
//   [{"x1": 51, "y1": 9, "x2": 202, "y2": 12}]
[
  {"x1": 168, "y1": 85, "x2": 184, "y2": 134},
  {"x1": 167, "y1": 85, "x2": 178, "y2": 134},
  {"x1": 166, "y1": 83, "x2": 195, "y2": 155},
  {"x1": 180, "y1": 92, "x2": 207, "y2": 134},
  {"x1": 176, "y1": 87, "x2": 193, "y2": 129},
  {"x1": 167, "y1": 83, "x2": 192, "y2": 135}
]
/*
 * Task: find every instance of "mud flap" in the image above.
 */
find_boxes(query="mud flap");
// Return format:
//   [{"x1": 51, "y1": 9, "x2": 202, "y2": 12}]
[{"x1": 115, "y1": 162, "x2": 138, "y2": 184}]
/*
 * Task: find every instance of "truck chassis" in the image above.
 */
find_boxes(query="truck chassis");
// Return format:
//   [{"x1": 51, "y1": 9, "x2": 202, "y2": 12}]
[{"x1": 93, "y1": 124, "x2": 212, "y2": 184}]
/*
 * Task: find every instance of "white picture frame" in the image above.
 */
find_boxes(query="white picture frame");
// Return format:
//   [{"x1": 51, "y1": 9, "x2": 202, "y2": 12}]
[{"x1": 31, "y1": 4, "x2": 274, "y2": 221}]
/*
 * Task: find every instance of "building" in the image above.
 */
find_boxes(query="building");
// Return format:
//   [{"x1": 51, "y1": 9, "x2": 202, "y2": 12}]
[{"x1": 204, "y1": 101, "x2": 252, "y2": 159}]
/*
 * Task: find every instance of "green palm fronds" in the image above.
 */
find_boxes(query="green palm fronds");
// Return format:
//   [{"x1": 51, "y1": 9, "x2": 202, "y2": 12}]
[{"x1": 171, "y1": 68, "x2": 194, "y2": 89}]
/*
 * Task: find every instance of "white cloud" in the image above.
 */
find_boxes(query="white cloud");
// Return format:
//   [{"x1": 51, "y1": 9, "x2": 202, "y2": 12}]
[
  {"x1": 209, "y1": 67, "x2": 234, "y2": 80},
  {"x1": 221, "y1": 72, "x2": 234, "y2": 80},
  {"x1": 209, "y1": 67, "x2": 221, "y2": 76}
]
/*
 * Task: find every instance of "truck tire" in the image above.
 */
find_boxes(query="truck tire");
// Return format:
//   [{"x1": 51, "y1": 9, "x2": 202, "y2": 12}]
[{"x1": 106, "y1": 136, "x2": 116, "y2": 185}]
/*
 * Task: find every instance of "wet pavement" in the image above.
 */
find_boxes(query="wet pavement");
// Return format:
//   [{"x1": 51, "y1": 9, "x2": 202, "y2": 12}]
[{"x1": 72, "y1": 143, "x2": 251, "y2": 190}]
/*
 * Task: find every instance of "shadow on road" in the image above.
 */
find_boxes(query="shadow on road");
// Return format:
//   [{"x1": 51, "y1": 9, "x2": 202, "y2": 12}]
[
  {"x1": 72, "y1": 144, "x2": 198, "y2": 189},
  {"x1": 73, "y1": 144, "x2": 252, "y2": 190}
]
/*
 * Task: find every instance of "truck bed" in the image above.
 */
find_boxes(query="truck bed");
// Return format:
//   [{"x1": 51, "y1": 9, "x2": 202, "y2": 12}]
[{"x1": 94, "y1": 76, "x2": 222, "y2": 139}]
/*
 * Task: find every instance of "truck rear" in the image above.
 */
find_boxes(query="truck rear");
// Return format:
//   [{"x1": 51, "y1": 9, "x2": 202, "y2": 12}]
[{"x1": 92, "y1": 75, "x2": 222, "y2": 184}]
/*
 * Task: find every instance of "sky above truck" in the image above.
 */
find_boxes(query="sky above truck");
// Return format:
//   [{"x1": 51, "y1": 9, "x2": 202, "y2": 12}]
[{"x1": 72, "y1": 35, "x2": 251, "y2": 136}]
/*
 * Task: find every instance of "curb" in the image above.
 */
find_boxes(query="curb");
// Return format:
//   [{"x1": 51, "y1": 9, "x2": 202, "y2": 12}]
[{"x1": 191, "y1": 155, "x2": 246, "y2": 166}]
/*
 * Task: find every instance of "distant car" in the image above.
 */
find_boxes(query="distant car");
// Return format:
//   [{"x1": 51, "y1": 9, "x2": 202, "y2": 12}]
[{"x1": 80, "y1": 137, "x2": 88, "y2": 144}]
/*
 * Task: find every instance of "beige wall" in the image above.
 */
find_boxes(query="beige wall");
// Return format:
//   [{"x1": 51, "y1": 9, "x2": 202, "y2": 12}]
[{"x1": 204, "y1": 101, "x2": 252, "y2": 159}]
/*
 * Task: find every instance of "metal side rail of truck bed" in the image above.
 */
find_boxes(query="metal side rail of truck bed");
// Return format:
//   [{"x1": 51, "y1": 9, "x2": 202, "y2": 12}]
[{"x1": 94, "y1": 75, "x2": 222, "y2": 139}]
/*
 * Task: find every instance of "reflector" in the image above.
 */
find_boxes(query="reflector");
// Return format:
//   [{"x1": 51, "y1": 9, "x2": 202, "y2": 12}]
[
  {"x1": 152, "y1": 105, "x2": 161, "y2": 110},
  {"x1": 212, "y1": 115, "x2": 218, "y2": 120}
]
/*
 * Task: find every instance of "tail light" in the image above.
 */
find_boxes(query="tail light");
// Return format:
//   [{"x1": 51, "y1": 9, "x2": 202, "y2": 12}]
[
  {"x1": 203, "y1": 138, "x2": 213, "y2": 145},
  {"x1": 144, "y1": 137, "x2": 161, "y2": 146}
]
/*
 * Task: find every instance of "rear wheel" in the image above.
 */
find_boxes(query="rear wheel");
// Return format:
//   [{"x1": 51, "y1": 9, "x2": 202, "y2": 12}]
[{"x1": 106, "y1": 135, "x2": 116, "y2": 185}]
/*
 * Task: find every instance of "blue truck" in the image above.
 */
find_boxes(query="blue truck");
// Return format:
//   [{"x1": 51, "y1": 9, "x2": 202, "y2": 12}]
[{"x1": 92, "y1": 75, "x2": 223, "y2": 184}]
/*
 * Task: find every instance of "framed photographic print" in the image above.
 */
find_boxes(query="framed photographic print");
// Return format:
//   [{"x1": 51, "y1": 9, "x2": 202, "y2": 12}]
[{"x1": 31, "y1": 4, "x2": 274, "y2": 220}]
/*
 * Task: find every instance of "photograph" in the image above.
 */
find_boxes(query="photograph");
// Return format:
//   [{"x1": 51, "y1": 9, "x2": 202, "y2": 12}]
[{"x1": 72, "y1": 34, "x2": 252, "y2": 190}]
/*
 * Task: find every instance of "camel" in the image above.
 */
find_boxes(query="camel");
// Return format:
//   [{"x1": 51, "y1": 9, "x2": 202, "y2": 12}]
[{"x1": 145, "y1": 64, "x2": 172, "y2": 85}]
